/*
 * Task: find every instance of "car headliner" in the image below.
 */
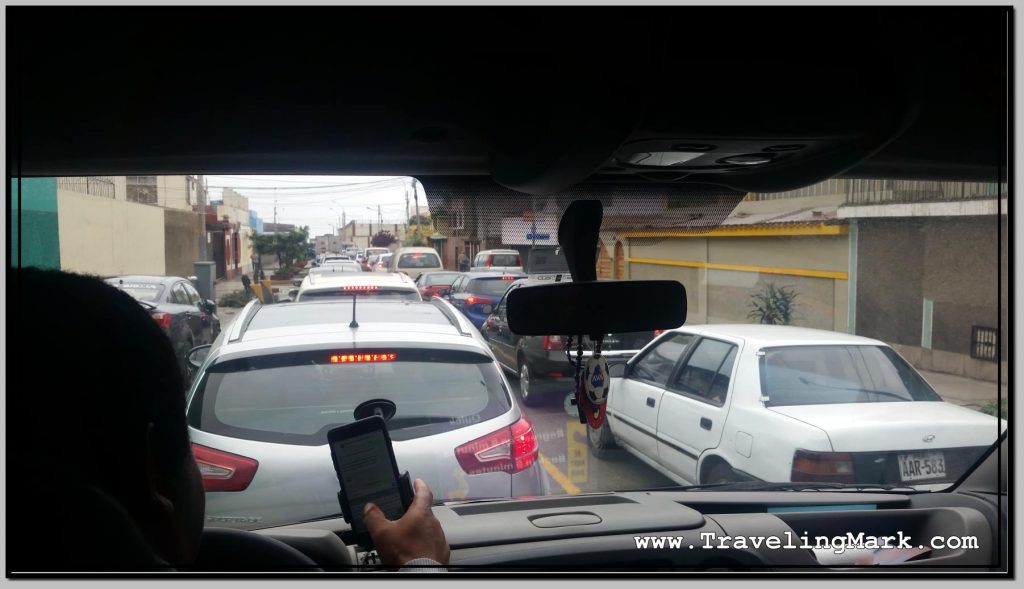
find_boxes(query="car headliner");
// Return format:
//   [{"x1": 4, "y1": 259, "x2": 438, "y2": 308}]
[{"x1": 9, "y1": 8, "x2": 1007, "y2": 194}]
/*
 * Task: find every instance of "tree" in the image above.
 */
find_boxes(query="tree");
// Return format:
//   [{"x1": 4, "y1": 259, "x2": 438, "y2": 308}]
[
  {"x1": 371, "y1": 230, "x2": 397, "y2": 247},
  {"x1": 250, "y1": 226, "x2": 310, "y2": 271},
  {"x1": 747, "y1": 282, "x2": 798, "y2": 325}
]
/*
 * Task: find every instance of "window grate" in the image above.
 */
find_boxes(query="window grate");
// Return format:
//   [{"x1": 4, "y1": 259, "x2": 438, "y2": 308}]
[{"x1": 970, "y1": 326, "x2": 998, "y2": 362}]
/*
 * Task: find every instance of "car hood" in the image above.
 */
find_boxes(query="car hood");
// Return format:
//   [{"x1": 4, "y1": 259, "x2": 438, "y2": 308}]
[{"x1": 768, "y1": 401, "x2": 1005, "y2": 452}]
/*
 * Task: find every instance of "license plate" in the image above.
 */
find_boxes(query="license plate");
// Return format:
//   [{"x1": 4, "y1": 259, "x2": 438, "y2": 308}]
[{"x1": 897, "y1": 451, "x2": 946, "y2": 482}]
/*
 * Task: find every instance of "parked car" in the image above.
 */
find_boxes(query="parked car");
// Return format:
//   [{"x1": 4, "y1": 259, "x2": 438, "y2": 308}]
[
  {"x1": 293, "y1": 272, "x2": 422, "y2": 302},
  {"x1": 589, "y1": 324, "x2": 1006, "y2": 488},
  {"x1": 387, "y1": 246, "x2": 444, "y2": 281},
  {"x1": 414, "y1": 271, "x2": 461, "y2": 299},
  {"x1": 471, "y1": 249, "x2": 524, "y2": 273},
  {"x1": 105, "y1": 275, "x2": 220, "y2": 381},
  {"x1": 185, "y1": 298, "x2": 543, "y2": 528},
  {"x1": 481, "y1": 278, "x2": 658, "y2": 406},
  {"x1": 446, "y1": 272, "x2": 526, "y2": 330}
]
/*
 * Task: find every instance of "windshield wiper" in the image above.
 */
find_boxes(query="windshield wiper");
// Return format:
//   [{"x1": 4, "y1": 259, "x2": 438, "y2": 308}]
[
  {"x1": 137, "y1": 300, "x2": 157, "y2": 310},
  {"x1": 626, "y1": 481, "x2": 917, "y2": 493},
  {"x1": 797, "y1": 377, "x2": 910, "y2": 401}
]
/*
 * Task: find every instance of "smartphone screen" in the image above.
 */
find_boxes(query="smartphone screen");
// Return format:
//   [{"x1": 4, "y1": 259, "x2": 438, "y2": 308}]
[{"x1": 332, "y1": 429, "x2": 404, "y2": 534}]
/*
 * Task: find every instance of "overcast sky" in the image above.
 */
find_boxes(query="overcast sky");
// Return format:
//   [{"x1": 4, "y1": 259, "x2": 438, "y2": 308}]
[{"x1": 204, "y1": 175, "x2": 426, "y2": 238}]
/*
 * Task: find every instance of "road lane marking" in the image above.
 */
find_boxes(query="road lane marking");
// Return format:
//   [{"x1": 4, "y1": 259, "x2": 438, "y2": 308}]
[{"x1": 539, "y1": 453, "x2": 582, "y2": 495}]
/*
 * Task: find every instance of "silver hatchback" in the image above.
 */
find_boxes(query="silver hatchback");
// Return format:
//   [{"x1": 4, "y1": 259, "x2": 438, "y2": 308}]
[{"x1": 186, "y1": 298, "x2": 545, "y2": 530}]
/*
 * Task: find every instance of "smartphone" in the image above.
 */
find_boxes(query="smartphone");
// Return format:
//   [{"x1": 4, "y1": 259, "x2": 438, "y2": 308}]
[{"x1": 327, "y1": 416, "x2": 412, "y2": 546}]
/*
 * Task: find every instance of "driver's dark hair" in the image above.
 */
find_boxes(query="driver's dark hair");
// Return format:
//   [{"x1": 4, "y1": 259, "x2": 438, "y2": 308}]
[{"x1": 10, "y1": 268, "x2": 190, "y2": 511}]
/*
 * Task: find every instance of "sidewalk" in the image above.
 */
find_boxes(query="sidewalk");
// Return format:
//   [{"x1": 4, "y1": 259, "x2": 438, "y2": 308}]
[{"x1": 920, "y1": 369, "x2": 1006, "y2": 410}]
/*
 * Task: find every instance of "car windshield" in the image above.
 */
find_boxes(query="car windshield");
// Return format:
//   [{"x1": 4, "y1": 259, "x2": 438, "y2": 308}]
[
  {"x1": 761, "y1": 345, "x2": 944, "y2": 406},
  {"x1": 15, "y1": 157, "x2": 1006, "y2": 533}
]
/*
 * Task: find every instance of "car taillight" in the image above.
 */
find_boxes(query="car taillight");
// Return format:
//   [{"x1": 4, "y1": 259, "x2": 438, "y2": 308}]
[
  {"x1": 654, "y1": 329, "x2": 664, "y2": 336},
  {"x1": 455, "y1": 416, "x2": 538, "y2": 475},
  {"x1": 466, "y1": 296, "x2": 494, "y2": 306},
  {"x1": 152, "y1": 312, "x2": 172, "y2": 329},
  {"x1": 791, "y1": 449, "x2": 855, "y2": 483},
  {"x1": 542, "y1": 335, "x2": 564, "y2": 351},
  {"x1": 192, "y1": 443, "x2": 259, "y2": 492}
]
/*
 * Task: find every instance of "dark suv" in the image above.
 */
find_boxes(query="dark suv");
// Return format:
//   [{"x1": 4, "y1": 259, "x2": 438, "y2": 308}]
[{"x1": 481, "y1": 278, "x2": 659, "y2": 406}]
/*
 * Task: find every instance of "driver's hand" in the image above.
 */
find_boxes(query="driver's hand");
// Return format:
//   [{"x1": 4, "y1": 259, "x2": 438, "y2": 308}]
[{"x1": 364, "y1": 479, "x2": 450, "y2": 567}]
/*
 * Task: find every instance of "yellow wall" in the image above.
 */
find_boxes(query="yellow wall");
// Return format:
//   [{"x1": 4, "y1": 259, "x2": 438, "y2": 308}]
[{"x1": 57, "y1": 191, "x2": 166, "y2": 276}]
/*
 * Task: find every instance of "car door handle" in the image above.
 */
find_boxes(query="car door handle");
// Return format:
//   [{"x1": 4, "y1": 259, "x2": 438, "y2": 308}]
[
  {"x1": 646, "y1": 397, "x2": 656, "y2": 408},
  {"x1": 699, "y1": 417, "x2": 712, "y2": 430}
]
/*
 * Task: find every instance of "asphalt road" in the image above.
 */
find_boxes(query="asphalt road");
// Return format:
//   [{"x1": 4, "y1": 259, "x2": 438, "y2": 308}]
[{"x1": 507, "y1": 376, "x2": 674, "y2": 497}]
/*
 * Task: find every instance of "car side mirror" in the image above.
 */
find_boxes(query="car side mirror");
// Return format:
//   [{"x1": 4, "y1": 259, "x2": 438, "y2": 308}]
[
  {"x1": 203, "y1": 299, "x2": 217, "y2": 314},
  {"x1": 187, "y1": 344, "x2": 212, "y2": 369},
  {"x1": 289, "y1": 288, "x2": 299, "y2": 300},
  {"x1": 608, "y1": 362, "x2": 629, "y2": 378}
]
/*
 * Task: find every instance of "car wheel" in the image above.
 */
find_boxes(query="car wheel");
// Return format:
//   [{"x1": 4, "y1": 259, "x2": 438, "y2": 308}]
[
  {"x1": 704, "y1": 461, "x2": 743, "y2": 485},
  {"x1": 518, "y1": 359, "x2": 541, "y2": 407},
  {"x1": 587, "y1": 418, "x2": 618, "y2": 458}
]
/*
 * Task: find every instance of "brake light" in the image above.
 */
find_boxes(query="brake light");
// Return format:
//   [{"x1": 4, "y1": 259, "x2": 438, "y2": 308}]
[
  {"x1": 791, "y1": 449, "x2": 855, "y2": 483},
  {"x1": 501, "y1": 275, "x2": 516, "y2": 280},
  {"x1": 654, "y1": 329, "x2": 664, "y2": 336},
  {"x1": 466, "y1": 296, "x2": 494, "y2": 306},
  {"x1": 192, "y1": 443, "x2": 259, "y2": 492},
  {"x1": 542, "y1": 335, "x2": 564, "y2": 351},
  {"x1": 455, "y1": 416, "x2": 538, "y2": 475},
  {"x1": 152, "y1": 311, "x2": 172, "y2": 329},
  {"x1": 330, "y1": 353, "x2": 397, "y2": 363},
  {"x1": 341, "y1": 285, "x2": 379, "y2": 292}
]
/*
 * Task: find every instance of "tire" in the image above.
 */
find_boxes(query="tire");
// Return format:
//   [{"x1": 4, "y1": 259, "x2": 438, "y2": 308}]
[
  {"x1": 587, "y1": 418, "x2": 618, "y2": 458},
  {"x1": 703, "y1": 460, "x2": 743, "y2": 485},
  {"x1": 518, "y1": 358, "x2": 541, "y2": 407}
]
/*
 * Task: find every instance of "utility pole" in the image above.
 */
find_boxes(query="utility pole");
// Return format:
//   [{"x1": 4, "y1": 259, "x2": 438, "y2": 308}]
[
  {"x1": 413, "y1": 178, "x2": 421, "y2": 234},
  {"x1": 273, "y1": 187, "x2": 277, "y2": 229},
  {"x1": 198, "y1": 174, "x2": 208, "y2": 261}
]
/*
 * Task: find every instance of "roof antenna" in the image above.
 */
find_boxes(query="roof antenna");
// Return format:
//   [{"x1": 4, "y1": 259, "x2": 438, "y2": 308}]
[{"x1": 349, "y1": 293, "x2": 359, "y2": 329}]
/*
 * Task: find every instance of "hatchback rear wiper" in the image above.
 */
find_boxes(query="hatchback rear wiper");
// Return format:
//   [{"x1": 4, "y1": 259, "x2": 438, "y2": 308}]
[{"x1": 138, "y1": 300, "x2": 157, "y2": 310}]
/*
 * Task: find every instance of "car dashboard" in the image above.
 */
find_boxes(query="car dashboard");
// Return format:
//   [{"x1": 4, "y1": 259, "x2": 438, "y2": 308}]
[{"x1": 246, "y1": 488, "x2": 1004, "y2": 572}]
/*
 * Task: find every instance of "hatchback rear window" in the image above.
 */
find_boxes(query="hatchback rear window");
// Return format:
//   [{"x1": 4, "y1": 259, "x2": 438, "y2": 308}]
[
  {"x1": 422, "y1": 272, "x2": 459, "y2": 286},
  {"x1": 760, "y1": 345, "x2": 942, "y2": 407},
  {"x1": 469, "y1": 277, "x2": 519, "y2": 297},
  {"x1": 398, "y1": 252, "x2": 440, "y2": 268},
  {"x1": 188, "y1": 349, "x2": 512, "y2": 444},
  {"x1": 487, "y1": 254, "x2": 521, "y2": 267},
  {"x1": 297, "y1": 288, "x2": 420, "y2": 302}
]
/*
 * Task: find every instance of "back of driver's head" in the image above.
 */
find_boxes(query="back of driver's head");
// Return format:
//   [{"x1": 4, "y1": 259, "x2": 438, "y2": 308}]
[{"x1": 11, "y1": 267, "x2": 190, "y2": 511}]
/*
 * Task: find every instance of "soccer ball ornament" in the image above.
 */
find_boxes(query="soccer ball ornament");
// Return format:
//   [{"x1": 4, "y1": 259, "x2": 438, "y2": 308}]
[{"x1": 583, "y1": 356, "x2": 610, "y2": 406}]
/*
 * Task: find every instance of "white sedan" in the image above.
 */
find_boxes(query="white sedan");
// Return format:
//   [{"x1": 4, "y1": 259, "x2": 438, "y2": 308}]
[{"x1": 589, "y1": 324, "x2": 1005, "y2": 489}]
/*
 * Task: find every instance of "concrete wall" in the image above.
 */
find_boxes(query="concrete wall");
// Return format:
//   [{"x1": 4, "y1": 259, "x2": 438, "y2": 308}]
[
  {"x1": 164, "y1": 209, "x2": 204, "y2": 278},
  {"x1": 626, "y1": 232, "x2": 849, "y2": 331},
  {"x1": 158, "y1": 176, "x2": 192, "y2": 210},
  {"x1": 857, "y1": 216, "x2": 1007, "y2": 381},
  {"x1": 11, "y1": 178, "x2": 61, "y2": 269},
  {"x1": 57, "y1": 190, "x2": 165, "y2": 276}
]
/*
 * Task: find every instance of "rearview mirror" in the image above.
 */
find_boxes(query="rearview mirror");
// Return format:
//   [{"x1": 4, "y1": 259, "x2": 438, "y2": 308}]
[
  {"x1": 187, "y1": 344, "x2": 212, "y2": 369},
  {"x1": 506, "y1": 280, "x2": 686, "y2": 336}
]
